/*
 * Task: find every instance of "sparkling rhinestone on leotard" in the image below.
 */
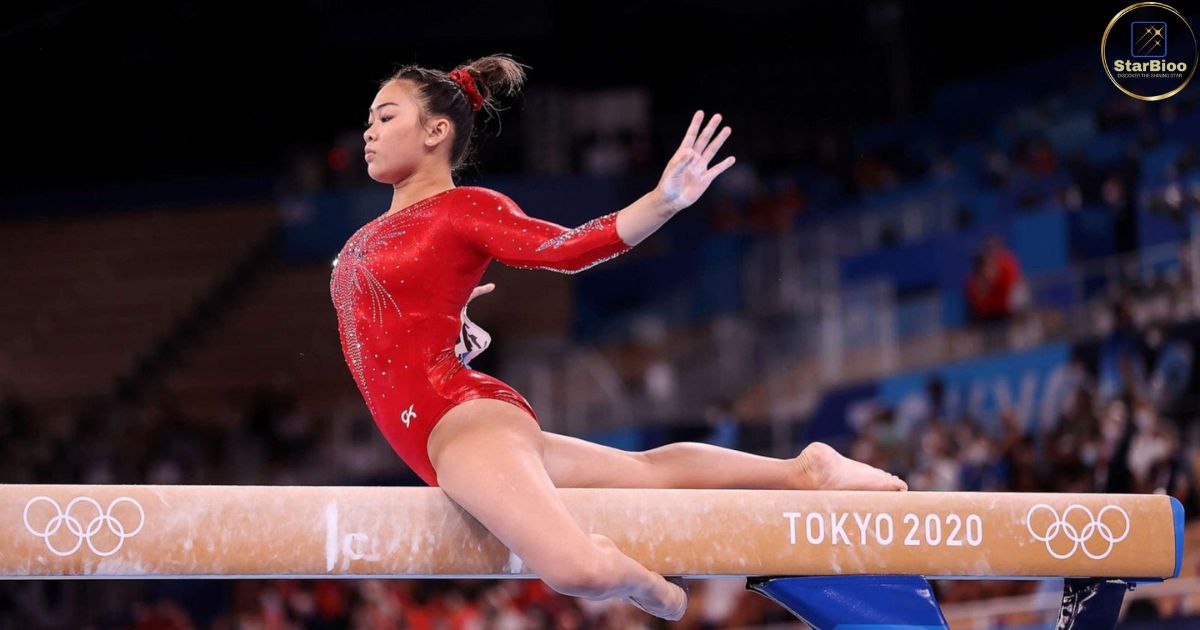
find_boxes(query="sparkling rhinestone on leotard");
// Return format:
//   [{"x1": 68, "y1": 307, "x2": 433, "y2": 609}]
[
  {"x1": 329, "y1": 193, "x2": 445, "y2": 414},
  {"x1": 329, "y1": 185, "x2": 634, "y2": 485},
  {"x1": 533, "y1": 213, "x2": 616, "y2": 252}
]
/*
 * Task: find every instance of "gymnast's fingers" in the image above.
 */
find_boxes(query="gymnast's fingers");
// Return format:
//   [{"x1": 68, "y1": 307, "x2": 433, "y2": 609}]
[
  {"x1": 677, "y1": 110, "x2": 704, "y2": 152},
  {"x1": 703, "y1": 155, "x2": 737, "y2": 183},
  {"x1": 701, "y1": 126, "x2": 732, "y2": 165},
  {"x1": 694, "y1": 113, "x2": 723, "y2": 158}
]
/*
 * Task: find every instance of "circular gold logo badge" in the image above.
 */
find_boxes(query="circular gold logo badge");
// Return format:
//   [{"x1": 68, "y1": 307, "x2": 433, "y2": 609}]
[{"x1": 1101, "y1": 2, "x2": 1197, "y2": 100}]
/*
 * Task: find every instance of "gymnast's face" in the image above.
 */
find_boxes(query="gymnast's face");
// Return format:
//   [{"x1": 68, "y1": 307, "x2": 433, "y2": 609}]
[{"x1": 363, "y1": 80, "x2": 452, "y2": 185}]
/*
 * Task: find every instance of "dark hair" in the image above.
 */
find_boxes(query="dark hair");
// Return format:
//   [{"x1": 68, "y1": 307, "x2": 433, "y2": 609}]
[{"x1": 382, "y1": 54, "x2": 529, "y2": 174}]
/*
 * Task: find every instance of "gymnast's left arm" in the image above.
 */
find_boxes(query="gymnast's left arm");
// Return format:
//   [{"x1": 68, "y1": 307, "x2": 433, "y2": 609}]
[
  {"x1": 451, "y1": 188, "x2": 638, "y2": 274},
  {"x1": 454, "y1": 110, "x2": 735, "y2": 273},
  {"x1": 619, "y1": 109, "x2": 736, "y2": 245}
]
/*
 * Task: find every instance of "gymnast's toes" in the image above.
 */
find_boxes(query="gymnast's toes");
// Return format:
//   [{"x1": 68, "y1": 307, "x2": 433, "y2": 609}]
[
  {"x1": 629, "y1": 576, "x2": 688, "y2": 621},
  {"x1": 665, "y1": 576, "x2": 689, "y2": 620},
  {"x1": 794, "y1": 441, "x2": 908, "y2": 491}
]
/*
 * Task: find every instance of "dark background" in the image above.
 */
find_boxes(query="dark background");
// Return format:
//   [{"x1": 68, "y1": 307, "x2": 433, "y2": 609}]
[{"x1": 1, "y1": 0, "x2": 1152, "y2": 196}]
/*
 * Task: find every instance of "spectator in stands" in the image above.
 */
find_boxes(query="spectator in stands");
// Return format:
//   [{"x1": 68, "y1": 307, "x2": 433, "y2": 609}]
[
  {"x1": 909, "y1": 423, "x2": 960, "y2": 491},
  {"x1": 1018, "y1": 137, "x2": 1058, "y2": 178},
  {"x1": 1047, "y1": 386, "x2": 1104, "y2": 493},
  {"x1": 958, "y1": 422, "x2": 1003, "y2": 491},
  {"x1": 1100, "y1": 166, "x2": 1140, "y2": 253},
  {"x1": 964, "y1": 236, "x2": 1024, "y2": 323},
  {"x1": 1098, "y1": 298, "x2": 1148, "y2": 402},
  {"x1": 983, "y1": 146, "x2": 1010, "y2": 188}
]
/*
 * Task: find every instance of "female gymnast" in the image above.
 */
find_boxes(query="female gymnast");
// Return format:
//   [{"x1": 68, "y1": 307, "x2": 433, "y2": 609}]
[{"x1": 332, "y1": 53, "x2": 908, "y2": 621}]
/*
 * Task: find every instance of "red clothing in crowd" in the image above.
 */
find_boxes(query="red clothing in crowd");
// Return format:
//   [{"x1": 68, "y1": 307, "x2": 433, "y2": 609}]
[{"x1": 965, "y1": 247, "x2": 1021, "y2": 319}]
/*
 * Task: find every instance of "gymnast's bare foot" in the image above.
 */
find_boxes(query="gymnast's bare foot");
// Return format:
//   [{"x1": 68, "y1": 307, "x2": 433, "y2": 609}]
[
  {"x1": 628, "y1": 576, "x2": 688, "y2": 621},
  {"x1": 793, "y1": 442, "x2": 908, "y2": 491}
]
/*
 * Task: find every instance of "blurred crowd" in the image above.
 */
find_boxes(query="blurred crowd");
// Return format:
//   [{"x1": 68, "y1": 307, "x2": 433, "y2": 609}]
[
  {"x1": 3, "y1": 269, "x2": 1197, "y2": 628},
  {"x1": 97, "y1": 577, "x2": 807, "y2": 630},
  {"x1": 844, "y1": 290, "x2": 1199, "y2": 608},
  {"x1": 0, "y1": 384, "x2": 375, "y2": 489},
  {"x1": 844, "y1": 275, "x2": 1199, "y2": 501}
]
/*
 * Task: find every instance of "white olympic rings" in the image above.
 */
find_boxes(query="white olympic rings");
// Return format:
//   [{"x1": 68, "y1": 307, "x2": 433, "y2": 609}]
[
  {"x1": 23, "y1": 496, "x2": 145, "y2": 557},
  {"x1": 1025, "y1": 503, "x2": 1130, "y2": 560}
]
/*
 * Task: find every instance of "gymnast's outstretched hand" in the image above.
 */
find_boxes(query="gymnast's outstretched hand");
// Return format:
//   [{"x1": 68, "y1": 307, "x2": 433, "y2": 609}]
[{"x1": 655, "y1": 110, "x2": 737, "y2": 214}]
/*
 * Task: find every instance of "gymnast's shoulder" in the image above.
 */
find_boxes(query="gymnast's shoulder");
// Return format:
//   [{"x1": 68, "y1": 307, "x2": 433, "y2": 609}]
[{"x1": 451, "y1": 185, "x2": 520, "y2": 209}]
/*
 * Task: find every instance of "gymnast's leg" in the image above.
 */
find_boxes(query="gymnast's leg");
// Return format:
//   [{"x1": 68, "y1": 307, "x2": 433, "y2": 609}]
[
  {"x1": 426, "y1": 398, "x2": 687, "y2": 620},
  {"x1": 542, "y1": 431, "x2": 907, "y2": 491}
]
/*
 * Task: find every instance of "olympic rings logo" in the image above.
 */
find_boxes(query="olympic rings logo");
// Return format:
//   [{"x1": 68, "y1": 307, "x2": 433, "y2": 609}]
[
  {"x1": 1025, "y1": 503, "x2": 1130, "y2": 560},
  {"x1": 23, "y1": 496, "x2": 145, "y2": 557}
]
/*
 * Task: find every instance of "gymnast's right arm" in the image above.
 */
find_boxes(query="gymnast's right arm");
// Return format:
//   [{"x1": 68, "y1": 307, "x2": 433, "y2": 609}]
[{"x1": 450, "y1": 188, "x2": 645, "y2": 274}]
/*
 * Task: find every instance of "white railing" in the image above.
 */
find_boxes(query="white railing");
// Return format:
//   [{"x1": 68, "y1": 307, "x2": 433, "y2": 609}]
[
  {"x1": 741, "y1": 233, "x2": 1198, "y2": 380},
  {"x1": 500, "y1": 341, "x2": 634, "y2": 434}
]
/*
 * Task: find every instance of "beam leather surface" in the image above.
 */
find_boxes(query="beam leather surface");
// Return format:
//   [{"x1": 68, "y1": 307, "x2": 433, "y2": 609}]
[{"x1": 1, "y1": 485, "x2": 1180, "y2": 579}]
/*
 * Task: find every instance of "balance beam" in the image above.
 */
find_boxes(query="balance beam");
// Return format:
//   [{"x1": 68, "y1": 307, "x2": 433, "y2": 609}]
[{"x1": 2, "y1": 485, "x2": 1182, "y2": 580}]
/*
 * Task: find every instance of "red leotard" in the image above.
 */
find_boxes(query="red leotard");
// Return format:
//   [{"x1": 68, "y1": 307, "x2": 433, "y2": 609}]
[{"x1": 330, "y1": 186, "x2": 633, "y2": 486}]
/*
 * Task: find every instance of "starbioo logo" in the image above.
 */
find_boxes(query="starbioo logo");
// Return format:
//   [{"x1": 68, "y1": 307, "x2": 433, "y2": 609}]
[
  {"x1": 1025, "y1": 504, "x2": 1130, "y2": 560},
  {"x1": 23, "y1": 496, "x2": 145, "y2": 557},
  {"x1": 1132, "y1": 21, "x2": 1167, "y2": 57},
  {"x1": 1103, "y1": 3, "x2": 1197, "y2": 100}
]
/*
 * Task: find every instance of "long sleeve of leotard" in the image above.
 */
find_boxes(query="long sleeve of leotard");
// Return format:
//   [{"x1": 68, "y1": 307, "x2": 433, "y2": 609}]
[{"x1": 451, "y1": 188, "x2": 633, "y2": 274}]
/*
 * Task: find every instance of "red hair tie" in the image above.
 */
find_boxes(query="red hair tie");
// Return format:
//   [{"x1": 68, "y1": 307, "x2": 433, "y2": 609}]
[{"x1": 448, "y1": 68, "x2": 483, "y2": 112}]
